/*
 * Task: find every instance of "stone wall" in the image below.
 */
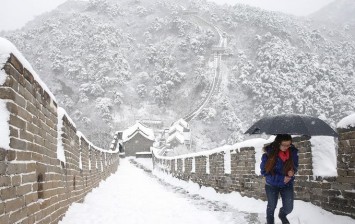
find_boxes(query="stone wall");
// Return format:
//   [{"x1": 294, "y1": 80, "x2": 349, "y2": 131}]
[
  {"x1": 153, "y1": 133, "x2": 355, "y2": 219},
  {"x1": 0, "y1": 53, "x2": 120, "y2": 223}
]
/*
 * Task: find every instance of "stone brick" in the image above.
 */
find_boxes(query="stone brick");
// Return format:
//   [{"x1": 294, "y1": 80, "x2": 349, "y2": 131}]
[
  {"x1": 26, "y1": 163, "x2": 37, "y2": 173},
  {"x1": 15, "y1": 184, "x2": 31, "y2": 198},
  {"x1": 8, "y1": 53, "x2": 24, "y2": 74},
  {"x1": 8, "y1": 127, "x2": 19, "y2": 141},
  {"x1": 9, "y1": 137, "x2": 27, "y2": 150},
  {"x1": 17, "y1": 73, "x2": 27, "y2": 88},
  {"x1": 343, "y1": 190, "x2": 355, "y2": 200},
  {"x1": 18, "y1": 84, "x2": 34, "y2": 102},
  {"x1": 0, "y1": 175, "x2": 11, "y2": 187},
  {"x1": 15, "y1": 151, "x2": 31, "y2": 161},
  {"x1": 45, "y1": 117, "x2": 56, "y2": 130},
  {"x1": 9, "y1": 115, "x2": 26, "y2": 130},
  {"x1": 5, "y1": 102, "x2": 19, "y2": 117},
  {"x1": 0, "y1": 149, "x2": 6, "y2": 161},
  {"x1": 33, "y1": 80, "x2": 44, "y2": 96},
  {"x1": 337, "y1": 176, "x2": 355, "y2": 184},
  {"x1": 337, "y1": 169, "x2": 348, "y2": 177},
  {"x1": 340, "y1": 131, "x2": 355, "y2": 140},
  {"x1": 9, "y1": 207, "x2": 27, "y2": 224},
  {"x1": 18, "y1": 105, "x2": 33, "y2": 123},
  {"x1": 26, "y1": 102, "x2": 38, "y2": 117},
  {"x1": 20, "y1": 129, "x2": 34, "y2": 142},
  {"x1": 0, "y1": 162, "x2": 7, "y2": 175},
  {"x1": 35, "y1": 210, "x2": 44, "y2": 222},
  {"x1": 23, "y1": 68, "x2": 34, "y2": 84},
  {"x1": 11, "y1": 175, "x2": 21, "y2": 186},
  {"x1": 0, "y1": 87, "x2": 16, "y2": 100},
  {"x1": 22, "y1": 173, "x2": 36, "y2": 184},
  {"x1": 1, "y1": 187, "x2": 16, "y2": 201},
  {"x1": 26, "y1": 200, "x2": 39, "y2": 214},
  {"x1": 32, "y1": 152, "x2": 43, "y2": 162},
  {"x1": 0, "y1": 201, "x2": 4, "y2": 215},
  {"x1": 4, "y1": 150, "x2": 14, "y2": 161},
  {"x1": 24, "y1": 78, "x2": 34, "y2": 95},
  {"x1": 0, "y1": 214, "x2": 9, "y2": 224},
  {"x1": 42, "y1": 91, "x2": 51, "y2": 104},
  {"x1": 27, "y1": 123, "x2": 39, "y2": 136},
  {"x1": 6, "y1": 163, "x2": 27, "y2": 175}
]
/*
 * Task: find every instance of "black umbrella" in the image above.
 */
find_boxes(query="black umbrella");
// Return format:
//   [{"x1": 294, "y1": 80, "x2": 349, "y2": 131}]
[{"x1": 244, "y1": 114, "x2": 338, "y2": 137}]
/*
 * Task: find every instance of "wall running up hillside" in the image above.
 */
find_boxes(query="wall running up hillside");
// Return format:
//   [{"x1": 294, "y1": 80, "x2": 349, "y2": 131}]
[
  {"x1": 0, "y1": 53, "x2": 120, "y2": 224},
  {"x1": 153, "y1": 130, "x2": 355, "y2": 219}
]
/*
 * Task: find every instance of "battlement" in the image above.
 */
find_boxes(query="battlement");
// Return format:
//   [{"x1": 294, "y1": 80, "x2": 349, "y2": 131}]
[{"x1": 0, "y1": 44, "x2": 119, "y2": 224}]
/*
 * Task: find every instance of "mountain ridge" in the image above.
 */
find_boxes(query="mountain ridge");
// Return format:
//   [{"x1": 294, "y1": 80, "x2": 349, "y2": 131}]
[{"x1": 3, "y1": 0, "x2": 355, "y2": 151}]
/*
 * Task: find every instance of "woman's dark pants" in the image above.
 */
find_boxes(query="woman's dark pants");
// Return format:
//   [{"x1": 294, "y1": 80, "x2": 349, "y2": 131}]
[{"x1": 265, "y1": 184, "x2": 294, "y2": 224}]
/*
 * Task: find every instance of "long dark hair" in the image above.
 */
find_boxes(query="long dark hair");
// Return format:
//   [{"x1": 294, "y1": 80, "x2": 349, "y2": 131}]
[{"x1": 264, "y1": 134, "x2": 294, "y2": 175}]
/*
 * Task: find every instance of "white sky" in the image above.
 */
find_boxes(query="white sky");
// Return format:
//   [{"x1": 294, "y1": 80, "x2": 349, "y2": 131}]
[
  {"x1": 59, "y1": 158, "x2": 355, "y2": 224},
  {"x1": 0, "y1": 0, "x2": 69, "y2": 31},
  {"x1": 0, "y1": 0, "x2": 334, "y2": 32}
]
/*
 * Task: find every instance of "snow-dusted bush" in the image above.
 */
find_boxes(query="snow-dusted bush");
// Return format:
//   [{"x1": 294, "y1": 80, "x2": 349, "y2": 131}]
[
  {"x1": 137, "y1": 84, "x2": 147, "y2": 98},
  {"x1": 79, "y1": 83, "x2": 105, "y2": 98},
  {"x1": 198, "y1": 107, "x2": 217, "y2": 123},
  {"x1": 95, "y1": 97, "x2": 114, "y2": 122}
]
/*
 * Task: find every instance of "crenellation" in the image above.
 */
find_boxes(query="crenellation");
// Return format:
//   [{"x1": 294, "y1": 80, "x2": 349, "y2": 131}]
[
  {"x1": 153, "y1": 126, "x2": 355, "y2": 219},
  {"x1": 0, "y1": 53, "x2": 120, "y2": 223}
]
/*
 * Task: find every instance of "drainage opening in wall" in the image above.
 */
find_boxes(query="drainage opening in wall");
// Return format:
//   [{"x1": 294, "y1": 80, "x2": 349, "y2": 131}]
[
  {"x1": 37, "y1": 173, "x2": 44, "y2": 199},
  {"x1": 73, "y1": 176, "x2": 76, "y2": 190}
]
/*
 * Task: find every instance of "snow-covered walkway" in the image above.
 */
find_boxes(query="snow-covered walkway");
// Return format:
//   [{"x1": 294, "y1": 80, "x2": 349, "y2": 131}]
[
  {"x1": 60, "y1": 158, "x2": 355, "y2": 224},
  {"x1": 59, "y1": 159, "x2": 251, "y2": 224}
]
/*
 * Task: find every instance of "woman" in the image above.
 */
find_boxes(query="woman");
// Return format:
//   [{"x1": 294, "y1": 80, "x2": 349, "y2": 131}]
[{"x1": 260, "y1": 134, "x2": 299, "y2": 224}]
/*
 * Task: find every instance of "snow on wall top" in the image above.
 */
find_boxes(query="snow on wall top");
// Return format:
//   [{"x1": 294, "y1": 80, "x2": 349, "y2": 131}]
[
  {"x1": 154, "y1": 134, "x2": 339, "y2": 177},
  {"x1": 0, "y1": 37, "x2": 56, "y2": 102},
  {"x1": 337, "y1": 113, "x2": 355, "y2": 129},
  {"x1": 153, "y1": 136, "x2": 274, "y2": 173},
  {"x1": 78, "y1": 130, "x2": 119, "y2": 154}
]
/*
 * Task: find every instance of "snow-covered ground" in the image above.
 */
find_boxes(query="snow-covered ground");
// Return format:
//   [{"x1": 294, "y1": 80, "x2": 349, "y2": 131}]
[{"x1": 60, "y1": 158, "x2": 355, "y2": 224}]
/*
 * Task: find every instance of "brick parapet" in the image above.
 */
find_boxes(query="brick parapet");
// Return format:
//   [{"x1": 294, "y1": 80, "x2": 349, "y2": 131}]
[
  {"x1": 0, "y1": 53, "x2": 120, "y2": 223},
  {"x1": 153, "y1": 130, "x2": 355, "y2": 219}
]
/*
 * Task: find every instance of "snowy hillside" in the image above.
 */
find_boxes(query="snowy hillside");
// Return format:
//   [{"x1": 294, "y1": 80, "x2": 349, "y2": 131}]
[
  {"x1": 310, "y1": 0, "x2": 355, "y2": 37},
  {"x1": 310, "y1": 0, "x2": 355, "y2": 25},
  {"x1": 3, "y1": 0, "x2": 355, "y2": 150}
]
